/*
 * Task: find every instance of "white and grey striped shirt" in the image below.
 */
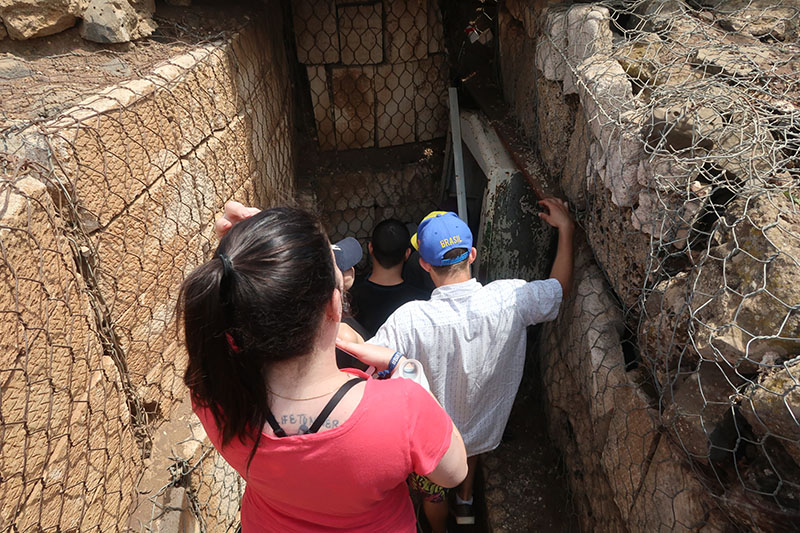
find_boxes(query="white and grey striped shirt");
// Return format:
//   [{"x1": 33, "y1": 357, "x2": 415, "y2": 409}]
[{"x1": 369, "y1": 277, "x2": 562, "y2": 456}]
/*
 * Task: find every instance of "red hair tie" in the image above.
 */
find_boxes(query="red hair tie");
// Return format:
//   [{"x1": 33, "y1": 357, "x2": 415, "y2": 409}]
[{"x1": 225, "y1": 332, "x2": 241, "y2": 353}]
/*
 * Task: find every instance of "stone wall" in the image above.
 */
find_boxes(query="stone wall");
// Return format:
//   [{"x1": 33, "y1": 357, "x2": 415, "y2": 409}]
[
  {"x1": 0, "y1": 176, "x2": 140, "y2": 532},
  {"x1": 0, "y1": 4, "x2": 294, "y2": 530},
  {"x1": 499, "y1": 0, "x2": 800, "y2": 530},
  {"x1": 298, "y1": 141, "x2": 444, "y2": 258},
  {"x1": 293, "y1": 0, "x2": 449, "y2": 151}
]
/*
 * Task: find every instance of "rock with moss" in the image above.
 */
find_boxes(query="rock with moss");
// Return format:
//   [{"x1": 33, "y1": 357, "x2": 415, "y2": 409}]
[
  {"x1": 690, "y1": 192, "x2": 800, "y2": 368},
  {"x1": 740, "y1": 359, "x2": 800, "y2": 466}
]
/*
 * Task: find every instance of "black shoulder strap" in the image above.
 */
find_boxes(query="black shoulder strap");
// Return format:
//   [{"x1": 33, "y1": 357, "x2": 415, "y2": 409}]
[
  {"x1": 265, "y1": 409, "x2": 287, "y2": 438},
  {"x1": 307, "y1": 377, "x2": 365, "y2": 434}
]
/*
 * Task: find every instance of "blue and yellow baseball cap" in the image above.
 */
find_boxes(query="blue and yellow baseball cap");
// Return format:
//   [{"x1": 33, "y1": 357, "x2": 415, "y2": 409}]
[{"x1": 411, "y1": 211, "x2": 473, "y2": 266}]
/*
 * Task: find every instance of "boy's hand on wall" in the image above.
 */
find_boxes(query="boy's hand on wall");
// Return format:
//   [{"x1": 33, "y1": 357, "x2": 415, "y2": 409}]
[
  {"x1": 537, "y1": 198, "x2": 574, "y2": 234},
  {"x1": 215, "y1": 201, "x2": 261, "y2": 239}
]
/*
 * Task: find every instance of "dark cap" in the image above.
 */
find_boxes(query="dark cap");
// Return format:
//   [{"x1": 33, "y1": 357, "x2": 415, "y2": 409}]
[{"x1": 332, "y1": 237, "x2": 362, "y2": 271}]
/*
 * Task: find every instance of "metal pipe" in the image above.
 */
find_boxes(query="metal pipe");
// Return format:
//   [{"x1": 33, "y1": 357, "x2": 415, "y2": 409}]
[{"x1": 448, "y1": 87, "x2": 468, "y2": 222}]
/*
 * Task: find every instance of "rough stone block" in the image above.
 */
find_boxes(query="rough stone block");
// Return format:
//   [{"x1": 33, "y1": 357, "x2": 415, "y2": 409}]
[
  {"x1": 564, "y1": 5, "x2": 613, "y2": 95},
  {"x1": 628, "y1": 437, "x2": 715, "y2": 531},
  {"x1": 331, "y1": 66, "x2": 375, "y2": 149},
  {"x1": 0, "y1": 0, "x2": 78, "y2": 40},
  {"x1": 688, "y1": 193, "x2": 800, "y2": 367},
  {"x1": 741, "y1": 359, "x2": 800, "y2": 466},
  {"x1": 292, "y1": 0, "x2": 338, "y2": 64},
  {"x1": 535, "y1": 5, "x2": 568, "y2": 82},
  {"x1": 385, "y1": 0, "x2": 428, "y2": 63},
  {"x1": 307, "y1": 65, "x2": 336, "y2": 150},
  {"x1": 44, "y1": 34, "x2": 259, "y2": 227},
  {"x1": 601, "y1": 385, "x2": 659, "y2": 522},
  {"x1": 562, "y1": 103, "x2": 590, "y2": 208},
  {"x1": 90, "y1": 121, "x2": 242, "y2": 378},
  {"x1": 0, "y1": 177, "x2": 137, "y2": 531},
  {"x1": 338, "y1": 2, "x2": 382, "y2": 65},
  {"x1": 376, "y1": 61, "x2": 415, "y2": 147},
  {"x1": 584, "y1": 187, "x2": 650, "y2": 310},
  {"x1": 536, "y1": 76, "x2": 577, "y2": 181},
  {"x1": 414, "y1": 54, "x2": 448, "y2": 141}
]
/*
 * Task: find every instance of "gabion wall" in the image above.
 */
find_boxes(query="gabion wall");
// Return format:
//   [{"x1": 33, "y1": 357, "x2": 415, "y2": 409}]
[
  {"x1": 501, "y1": 0, "x2": 799, "y2": 530},
  {"x1": 0, "y1": 5, "x2": 294, "y2": 531}
]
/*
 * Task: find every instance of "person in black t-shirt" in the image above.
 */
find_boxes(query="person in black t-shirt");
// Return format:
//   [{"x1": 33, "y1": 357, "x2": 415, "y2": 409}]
[
  {"x1": 333, "y1": 236, "x2": 369, "y2": 371},
  {"x1": 350, "y1": 219, "x2": 429, "y2": 337}
]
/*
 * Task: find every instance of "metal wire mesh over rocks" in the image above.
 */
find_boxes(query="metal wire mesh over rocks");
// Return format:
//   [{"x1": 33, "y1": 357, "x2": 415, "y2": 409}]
[
  {"x1": 293, "y1": 0, "x2": 449, "y2": 151},
  {"x1": 529, "y1": 0, "x2": 800, "y2": 527},
  {"x1": 0, "y1": 5, "x2": 292, "y2": 531}
]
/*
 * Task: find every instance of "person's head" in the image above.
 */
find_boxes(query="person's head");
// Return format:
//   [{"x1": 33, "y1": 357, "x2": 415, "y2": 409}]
[
  {"x1": 412, "y1": 211, "x2": 476, "y2": 285},
  {"x1": 179, "y1": 207, "x2": 340, "y2": 451},
  {"x1": 332, "y1": 236, "x2": 362, "y2": 291},
  {"x1": 369, "y1": 218, "x2": 411, "y2": 270}
]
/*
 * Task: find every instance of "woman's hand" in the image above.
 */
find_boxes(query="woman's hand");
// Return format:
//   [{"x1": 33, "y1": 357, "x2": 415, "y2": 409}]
[
  {"x1": 215, "y1": 201, "x2": 261, "y2": 239},
  {"x1": 335, "y1": 339, "x2": 404, "y2": 371}
]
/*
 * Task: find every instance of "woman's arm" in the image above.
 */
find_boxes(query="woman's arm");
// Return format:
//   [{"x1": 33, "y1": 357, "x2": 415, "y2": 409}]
[
  {"x1": 425, "y1": 424, "x2": 468, "y2": 488},
  {"x1": 335, "y1": 339, "x2": 468, "y2": 486}
]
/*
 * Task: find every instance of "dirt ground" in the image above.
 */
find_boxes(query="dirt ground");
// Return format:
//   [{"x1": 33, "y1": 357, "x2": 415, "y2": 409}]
[{"x1": 0, "y1": 2, "x2": 256, "y2": 129}]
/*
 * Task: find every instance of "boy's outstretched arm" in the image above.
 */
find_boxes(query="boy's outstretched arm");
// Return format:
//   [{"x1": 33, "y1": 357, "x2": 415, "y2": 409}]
[{"x1": 538, "y1": 198, "x2": 575, "y2": 298}]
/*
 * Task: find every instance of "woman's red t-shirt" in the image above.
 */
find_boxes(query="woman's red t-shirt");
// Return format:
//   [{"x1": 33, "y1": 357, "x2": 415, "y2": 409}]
[{"x1": 193, "y1": 371, "x2": 453, "y2": 532}]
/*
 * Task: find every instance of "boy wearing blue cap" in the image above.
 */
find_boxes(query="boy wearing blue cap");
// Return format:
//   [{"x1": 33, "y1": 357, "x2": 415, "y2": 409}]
[{"x1": 369, "y1": 199, "x2": 574, "y2": 532}]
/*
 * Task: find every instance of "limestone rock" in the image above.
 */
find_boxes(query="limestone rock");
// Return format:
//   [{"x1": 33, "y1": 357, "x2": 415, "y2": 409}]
[
  {"x1": 629, "y1": 0, "x2": 685, "y2": 33},
  {"x1": 705, "y1": 0, "x2": 800, "y2": 41},
  {"x1": 81, "y1": 0, "x2": 132, "y2": 43},
  {"x1": 79, "y1": 0, "x2": 155, "y2": 44},
  {"x1": 663, "y1": 362, "x2": 743, "y2": 465},
  {"x1": 536, "y1": 76, "x2": 576, "y2": 181},
  {"x1": 0, "y1": 19, "x2": 7, "y2": 39},
  {"x1": 0, "y1": 0, "x2": 80, "y2": 40},
  {"x1": 690, "y1": 192, "x2": 800, "y2": 367},
  {"x1": 577, "y1": 59, "x2": 633, "y2": 148},
  {"x1": 740, "y1": 359, "x2": 800, "y2": 466},
  {"x1": 534, "y1": 5, "x2": 567, "y2": 82},
  {"x1": 562, "y1": 103, "x2": 591, "y2": 208},
  {"x1": 0, "y1": 55, "x2": 32, "y2": 79},
  {"x1": 564, "y1": 5, "x2": 613, "y2": 95},
  {"x1": 615, "y1": 33, "x2": 702, "y2": 90},
  {"x1": 642, "y1": 92, "x2": 775, "y2": 186}
]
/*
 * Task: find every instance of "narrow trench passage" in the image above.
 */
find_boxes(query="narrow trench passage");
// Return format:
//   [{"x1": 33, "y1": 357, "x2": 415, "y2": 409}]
[
  {"x1": 285, "y1": 1, "x2": 579, "y2": 530},
  {"x1": 293, "y1": 72, "x2": 577, "y2": 533}
]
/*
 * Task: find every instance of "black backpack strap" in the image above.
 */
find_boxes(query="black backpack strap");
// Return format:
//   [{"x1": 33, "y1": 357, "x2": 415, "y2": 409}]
[
  {"x1": 307, "y1": 377, "x2": 365, "y2": 434},
  {"x1": 265, "y1": 408, "x2": 288, "y2": 438}
]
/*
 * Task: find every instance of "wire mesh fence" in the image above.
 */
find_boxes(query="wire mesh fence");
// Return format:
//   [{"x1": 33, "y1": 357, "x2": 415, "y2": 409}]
[
  {"x1": 0, "y1": 4, "x2": 293, "y2": 531},
  {"x1": 525, "y1": 0, "x2": 800, "y2": 528},
  {"x1": 292, "y1": 0, "x2": 449, "y2": 152}
]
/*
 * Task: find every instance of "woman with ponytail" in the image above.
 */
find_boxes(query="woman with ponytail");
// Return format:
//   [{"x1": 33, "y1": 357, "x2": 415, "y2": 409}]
[{"x1": 179, "y1": 205, "x2": 466, "y2": 532}]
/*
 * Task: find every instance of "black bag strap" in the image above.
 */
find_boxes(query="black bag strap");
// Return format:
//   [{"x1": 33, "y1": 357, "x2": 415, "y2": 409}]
[
  {"x1": 265, "y1": 409, "x2": 287, "y2": 438},
  {"x1": 307, "y1": 377, "x2": 365, "y2": 434}
]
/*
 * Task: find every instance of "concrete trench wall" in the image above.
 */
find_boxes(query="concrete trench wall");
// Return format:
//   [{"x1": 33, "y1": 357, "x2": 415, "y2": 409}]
[
  {"x1": 498, "y1": 1, "x2": 800, "y2": 531},
  {"x1": 0, "y1": 4, "x2": 294, "y2": 530}
]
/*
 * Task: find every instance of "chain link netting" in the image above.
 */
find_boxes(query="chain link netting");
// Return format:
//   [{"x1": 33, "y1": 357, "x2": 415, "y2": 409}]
[
  {"x1": 522, "y1": 0, "x2": 800, "y2": 529},
  {"x1": 1, "y1": 4, "x2": 294, "y2": 531},
  {"x1": 297, "y1": 143, "x2": 445, "y2": 274},
  {"x1": 293, "y1": 0, "x2": 449, "y2": 152}
]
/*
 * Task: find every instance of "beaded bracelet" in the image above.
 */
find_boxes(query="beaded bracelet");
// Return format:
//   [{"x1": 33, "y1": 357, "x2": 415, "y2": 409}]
[{"x1": 376, "y1": 351, "x2": 404, "y2": 380}]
